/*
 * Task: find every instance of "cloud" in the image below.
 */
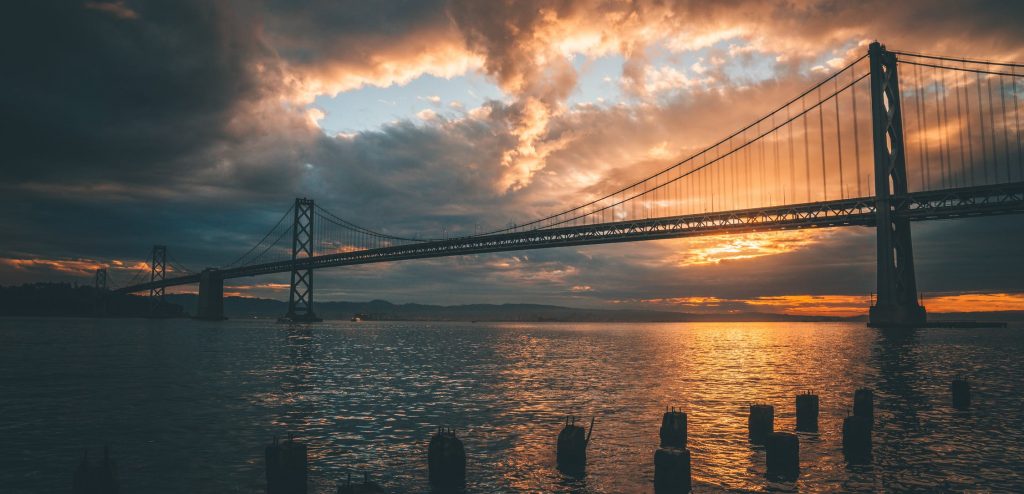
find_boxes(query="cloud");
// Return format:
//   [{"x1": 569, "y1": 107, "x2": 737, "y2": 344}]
[{"x1": 3, "y1": 0, "x2": 1024, "y2": 313}]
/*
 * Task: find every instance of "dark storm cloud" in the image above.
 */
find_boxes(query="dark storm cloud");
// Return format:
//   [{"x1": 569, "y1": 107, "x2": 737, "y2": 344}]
[{"x1": 1, "y1": 0, "x2": 1023, "y2": 310}]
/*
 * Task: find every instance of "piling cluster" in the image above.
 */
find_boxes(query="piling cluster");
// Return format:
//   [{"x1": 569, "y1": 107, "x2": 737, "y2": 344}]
[{"x1": 70, "y1": 374, "x2": 978, "y2": 492}]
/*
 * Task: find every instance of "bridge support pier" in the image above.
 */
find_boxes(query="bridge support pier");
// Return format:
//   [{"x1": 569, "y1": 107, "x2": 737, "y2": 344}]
[
  {"x1": 196, "y1": 269, "x2": 225, "y2": 320},
  {"x1": 867, "y1": 42, "x2": 926, "y2": 328}
]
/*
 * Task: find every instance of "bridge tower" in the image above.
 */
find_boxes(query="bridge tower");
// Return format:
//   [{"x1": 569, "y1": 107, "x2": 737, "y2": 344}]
[
  {"x1": 150, "y1": 245, "x2": 167, "y2": 315},
  {"x1": 867, "y1": 42, "x2": 927, "y2": 328},
  {"x1": 93, "y1": 267, "x2": 108, "y2": 317},
  {"x1": 94, "y1": 268, "x2": 107, "y2": 291},
  {"x1": 283, "y1": 198, "x2": 321, "y2": 322}
]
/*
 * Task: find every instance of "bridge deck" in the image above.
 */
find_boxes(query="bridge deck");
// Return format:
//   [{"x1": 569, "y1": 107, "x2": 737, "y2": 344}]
[{"x1": 117, "y1": 182, "x2": 1024, "y2": 293}]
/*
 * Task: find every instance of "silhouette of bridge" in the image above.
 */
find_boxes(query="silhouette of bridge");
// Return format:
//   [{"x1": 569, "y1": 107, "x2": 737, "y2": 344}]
[{"x1": 105, "y1": 43, "x2": 1024, "y2": 327}]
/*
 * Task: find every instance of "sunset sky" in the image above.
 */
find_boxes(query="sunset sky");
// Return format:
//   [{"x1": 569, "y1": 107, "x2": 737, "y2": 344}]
[{"x1": 1, "y1": 0, "x2": 1023, "y2": 316}]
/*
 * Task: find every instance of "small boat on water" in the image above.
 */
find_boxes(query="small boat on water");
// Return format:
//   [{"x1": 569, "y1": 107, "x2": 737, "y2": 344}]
[{"x1": 351, "y1": 313, "x2": 368, "y2": 322}]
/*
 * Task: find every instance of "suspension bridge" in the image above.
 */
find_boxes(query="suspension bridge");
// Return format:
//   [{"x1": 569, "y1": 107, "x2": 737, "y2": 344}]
[{"x1": 100, "y1": 43, "x2": 1024, "y2": 327}]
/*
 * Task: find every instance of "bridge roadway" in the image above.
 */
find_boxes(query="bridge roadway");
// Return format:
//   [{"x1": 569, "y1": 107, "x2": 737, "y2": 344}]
[{"x1": 118, "y1": 181, "x2": 1024, "y2": 294}]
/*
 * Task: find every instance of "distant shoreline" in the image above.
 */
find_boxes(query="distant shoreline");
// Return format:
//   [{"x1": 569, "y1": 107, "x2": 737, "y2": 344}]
[{"x1": 3, "y1": 283, "x2": 1022, "y2": 323}]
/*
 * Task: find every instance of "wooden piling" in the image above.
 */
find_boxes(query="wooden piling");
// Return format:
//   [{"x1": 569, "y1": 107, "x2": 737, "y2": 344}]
[
  {"x1": 853, "y1": 388, "x2": 873, "y2": 426},
  {"x1": 556, "y1": 416, "x2": 593, "y2": 473},
  {"x1": 653, "y1": 447, "x2": 692, "y2": 493},
  {"x1": 659, "y1": 408, "x2": 687, "y2": 448},
  {"x1": 748, "y1": 404, "x2": 774, "y2": 444},
  {"x1": 795, "y1": 392, "x2": 819, "y2": 433},
  {"x1": 266, "y1": 436, "x2": 308, "y2": 494},
  {"x1": 428, "y1": 427, "x2": 466, "y2": 489},
  {"x1": 842, "y1": 414, "x2": 872, "y2": 464},
  {"x1": 951, "y1": 376, "x2": 971, "y2": 410},
  {"x1": 765, "y1": 432, "x2": 800, "y2": 481}
]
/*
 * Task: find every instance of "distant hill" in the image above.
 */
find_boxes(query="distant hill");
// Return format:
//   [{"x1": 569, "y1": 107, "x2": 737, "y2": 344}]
[
  {"x1": 2, "y1": 283, "x2": 1020, "y2": 323},
  {"x1": 165, "y1": 294, "x2": 852, "y2": 322}
]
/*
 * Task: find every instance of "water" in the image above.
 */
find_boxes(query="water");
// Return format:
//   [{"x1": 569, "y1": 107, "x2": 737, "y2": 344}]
[{"x1": 1, "y1": 318, "x2": 1022, "y2": 493}]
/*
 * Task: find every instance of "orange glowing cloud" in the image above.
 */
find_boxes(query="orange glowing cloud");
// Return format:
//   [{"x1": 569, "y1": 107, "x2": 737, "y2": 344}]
[
  {"x1": 0, "y1": 257, "x2": 105, "y2": 276},
  {"x1": 666, "y1": 230, "x2": 833, "y2": 266},
  {"x1": 923, "y1": 293, "x2": 1024, "y2": 313}
]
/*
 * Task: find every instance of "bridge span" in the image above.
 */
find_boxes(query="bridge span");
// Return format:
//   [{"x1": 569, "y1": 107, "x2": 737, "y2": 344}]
[{"x1": 106, "y1": 43, "x2": 1024, "y2": 327}]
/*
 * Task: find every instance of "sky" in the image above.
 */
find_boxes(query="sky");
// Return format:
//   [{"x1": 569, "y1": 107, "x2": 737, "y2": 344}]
[{"x1": 1, "y1": 0, "x2": 1023, "y2": 316}]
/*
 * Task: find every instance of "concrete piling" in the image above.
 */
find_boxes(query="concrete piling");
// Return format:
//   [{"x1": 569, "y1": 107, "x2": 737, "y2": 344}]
[
  {"x1": 556, "y1": 416, "x2": 593, "y2": 473},
  {"x1": 842, "y1": 414, "x2": 872, "y2": 464},
  {"x1": 428, "y1": 427, "x2": 466, "y2": 489},
  {"x1": 853, "y1": 388, "x2": 873, "y2": 426},
  {"x1": 795, "y1": 392, "x2": 819, "y2": 433},
  {"x1": 653, "y1": 447, "x2": 692, "y2": 493},
  {"x1": 764, "y1": 432, "x2": 800, "y2": 481},
  {"x1": 337, "y1": 472, "x2": 386, "y2": 494},
  {"x1": 72, "y1": 446, "x2": 119, "y2": 494},
  {"x1": 951, "y1": 376, "x2": 971, "y2": 410},
  {"x1": 659, "y1": 408, "x2": 687, "y2": 448},
  {"x1": 748, "y1": 404, "x2": 774, "y2": 444},
  {"x1": 266, "y1": 436, "x2": 308, "y2": 494}
]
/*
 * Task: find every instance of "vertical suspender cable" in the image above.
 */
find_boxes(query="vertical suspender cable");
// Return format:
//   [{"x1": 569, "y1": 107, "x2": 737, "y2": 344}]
[
  {"x1": 803, "y1": 96, "x2": 811, "y2": 202},
  {"x1": 916, "y1": 63, "x2": 932, "y2": 189},
  {"x1": 818, "y1": 87, "x2": 827, "y2": 200},
  {"x1": 932, "y1": 71, "x2": 948, "y2": 188},
  {"x1": 954, "y1": 66, "x2": 968, "y2": 186},
  {"x1": 977, "y1": 71, "x2": 991, "y2": 183},
  {"x1": 962, "y1": 63, "x2": 977, "y2": 186},
  {"x1": 999, "y1": 74, "x2": 1011, "y2": 182},
  {"x1": 851, "y1": 65, "x2": 863, "y2": 197},
  {"x1": 834, "y1": 77, "x2": 845, "y2": 199},
  {"x1": 1013, "y1": 65, "x2": 1023, "y2": 179}
]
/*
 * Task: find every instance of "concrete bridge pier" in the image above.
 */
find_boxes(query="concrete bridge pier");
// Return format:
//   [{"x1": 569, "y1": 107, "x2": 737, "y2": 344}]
[{"x1": 196, "y1": 269, "x2": 225, "y2": 320}]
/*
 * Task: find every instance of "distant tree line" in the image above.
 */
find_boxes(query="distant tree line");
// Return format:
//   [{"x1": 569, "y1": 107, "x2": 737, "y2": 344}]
[{"x1": 0, "y1": 283, "x2": 184, "y2": 318}]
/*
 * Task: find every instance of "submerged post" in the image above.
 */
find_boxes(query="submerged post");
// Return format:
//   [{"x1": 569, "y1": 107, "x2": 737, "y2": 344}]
[
  {"x1": 282, "y1": 198, "x2": 321, "y2": 323},
  {"x1": 72, "y1": 446, "x2": 119, "y2": 494},
  {"x1": 867, "y1": 41, "x2": 927, "y2": 328}
]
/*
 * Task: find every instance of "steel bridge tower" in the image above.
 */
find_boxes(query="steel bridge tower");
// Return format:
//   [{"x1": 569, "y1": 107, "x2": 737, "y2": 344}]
[
  {"x1": 149, "y1": 245, "x2": 167, "y2": 314},
  {"x1": 867, "y1": 42, "x2": 927, "y2": 328},
  {"x1": 283, "y1": 198, "x2": 321, "y2": 322},
  {"x1": 94, "y1": 268, "x2": 107, "y2": 291}
]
